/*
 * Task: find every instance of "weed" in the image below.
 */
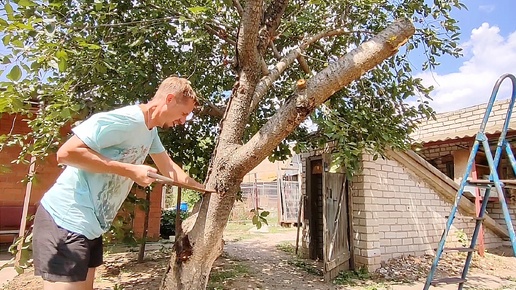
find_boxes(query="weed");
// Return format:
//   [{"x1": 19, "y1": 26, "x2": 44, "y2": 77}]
[
  {"x1": 276, "y1": 242, "x2": 295, "y2": 254},
  {"x1": 208, "y1": 263, "x2": 250, "y2": 289},
  {"x1": 287, "y1": 258, "x2": 323, "y2": 276},
  {"x1": 333, "y1": 267, "x2": 371, "y2": 286},
  {"x1": 455, "y1": 229, "x2": 469, "y2": 247}
]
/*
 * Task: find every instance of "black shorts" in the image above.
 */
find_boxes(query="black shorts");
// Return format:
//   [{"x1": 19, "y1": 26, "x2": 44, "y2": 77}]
[{"x1": 32, "y1": 205, "x2": 103, "y2": 282}]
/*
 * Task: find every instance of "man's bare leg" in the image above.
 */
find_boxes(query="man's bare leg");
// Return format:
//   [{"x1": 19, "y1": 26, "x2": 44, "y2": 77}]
[{"x1": 42, "y1": 268, "x2": 96, "y2": 290}]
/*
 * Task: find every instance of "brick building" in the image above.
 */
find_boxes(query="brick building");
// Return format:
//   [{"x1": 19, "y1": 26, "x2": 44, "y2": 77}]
[
  {"x1": 0, "y1": 112, "x2": 163, "y2": 245},
  {"x1": 298, "y1": 99, "x2": 516, "y2": 279}
]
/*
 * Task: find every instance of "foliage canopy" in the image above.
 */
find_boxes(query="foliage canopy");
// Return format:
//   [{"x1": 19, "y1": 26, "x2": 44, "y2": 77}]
[{"x1": 0, "y1": 0, "x2": 464, "y2": 176}]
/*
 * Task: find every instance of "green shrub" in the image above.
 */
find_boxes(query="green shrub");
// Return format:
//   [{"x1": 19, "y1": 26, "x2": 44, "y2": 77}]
[{"x1": 160, "y1": 209, "x2": 188, "y2": 239}]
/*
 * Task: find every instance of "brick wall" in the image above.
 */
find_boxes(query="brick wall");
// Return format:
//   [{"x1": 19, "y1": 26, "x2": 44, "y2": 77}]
[
  {"x1": 1, "y1": 113, "x2": 162, "y2": 244},
  {"x1": 417, "y1": 141, "x2": 471, "y2": 180},
  {"x1": 298, "y1": 149, "x2": 505, "y2": 272},
  {"x1": 353, "y1": 154, "x2": 504, "y2": 271},
  {"x1": 132, "y1": 184, "x2": 163, "y2": 240}
]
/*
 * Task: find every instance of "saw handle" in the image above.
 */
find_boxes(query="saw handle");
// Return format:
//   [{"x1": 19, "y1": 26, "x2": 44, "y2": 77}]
[{"x1": 147, "y1": 171, "x2": 215, "y2": 193}]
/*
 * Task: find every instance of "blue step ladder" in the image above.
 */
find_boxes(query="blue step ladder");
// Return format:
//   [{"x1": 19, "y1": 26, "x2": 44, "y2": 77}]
[{"x1": 424, "y1": 74, "x2": 516, "y2": 290}]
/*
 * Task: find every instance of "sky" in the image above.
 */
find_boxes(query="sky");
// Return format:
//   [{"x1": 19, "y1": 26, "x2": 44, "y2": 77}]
[{"x1": 412, "y1": 0, "x2": 516, "y2": 113}]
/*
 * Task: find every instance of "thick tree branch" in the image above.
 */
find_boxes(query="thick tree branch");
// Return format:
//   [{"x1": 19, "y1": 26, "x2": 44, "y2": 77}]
[
  {"x1": 216, "y1": 0, "x2": 264, "y2": 146},
  {"x1": 264, "y1": 0, "x2": 289, "y2": 36},
  {"x1": 233, "y1": 19, "x2": 415, "y2": 174},
  {"x1": 256, "y1": 0, "x2": 288, "y2": 57},
  {"x1": 249, "y1": 28, "x2": 358, "y2": 111},
  {"x1": 237, "y1": 2, "x2": 263, "y2": 68}
]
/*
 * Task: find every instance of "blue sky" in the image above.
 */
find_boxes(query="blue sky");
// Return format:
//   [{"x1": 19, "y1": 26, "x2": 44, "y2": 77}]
[{"x1": 412, "y1": 0, "x2": 516, "y2": 112}]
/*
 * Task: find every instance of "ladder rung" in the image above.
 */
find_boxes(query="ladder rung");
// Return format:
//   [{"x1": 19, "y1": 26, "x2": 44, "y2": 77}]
[
  {"x1": 445, "y1": 216, "x2": 485, "y2": 221},
  {"x1": 442, "y1": 247, "x2": 476, "y2": 253},
  {"x1": 467, "y1": 179, "x2": 516, "y2": 189},
  {"x1": 431, "y1": 277, "x2": 467, "y2": 286}
]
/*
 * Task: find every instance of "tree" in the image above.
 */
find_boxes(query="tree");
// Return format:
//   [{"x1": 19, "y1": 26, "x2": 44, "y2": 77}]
[{"x1": 0, "y1": 0, "x2": 463, "y2": 289}]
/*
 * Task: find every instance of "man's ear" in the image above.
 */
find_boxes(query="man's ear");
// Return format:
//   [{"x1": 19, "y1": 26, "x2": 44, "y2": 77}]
[{"x1": 166, "y1": 93, "x2": 175, "y2": 103}]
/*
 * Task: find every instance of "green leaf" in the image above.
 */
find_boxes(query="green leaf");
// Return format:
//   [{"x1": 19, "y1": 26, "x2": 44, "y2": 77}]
[
  {"x1": 12, "y1": 39, "x2": 24, "y2": 48},
  {"x1": 260, "y1": 211, "x2": 270, "y2": 217},
  {"x1": 56, "y1": 50, "x2": 68, "y2": 60},
  {"x1": 187, "y1": 6, "x2": 208, "y2": 14},
  {"x1": 18, "y1": 0, "x2": 37, "y2": 6},
  {"x1": 128, "y1": 36, "x2": 144, "y2": 48},
  {"x1": 4, "y1": 2, "x2": 14, "y2": 19},
  {"x1": 7, "y1": 65, "x2": 22, "y2": 81},
  {"x1": 2, "y1": 35, "x2": 11, "y2": 46},
  {"x1": 58, "y1": 58, "x2": 67, "y2": 72}
]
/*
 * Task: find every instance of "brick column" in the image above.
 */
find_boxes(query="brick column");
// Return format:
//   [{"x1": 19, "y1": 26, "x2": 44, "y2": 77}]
[{"x1": 351, "y1": 154, "x2": 382, "y2": 271}]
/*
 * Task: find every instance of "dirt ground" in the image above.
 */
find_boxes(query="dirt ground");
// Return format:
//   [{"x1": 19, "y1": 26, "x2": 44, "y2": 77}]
[{"x1": 2, "y1": 223, "x2": 516, "y2": 290}]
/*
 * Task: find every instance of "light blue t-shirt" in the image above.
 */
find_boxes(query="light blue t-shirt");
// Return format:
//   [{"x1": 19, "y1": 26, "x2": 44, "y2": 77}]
[{"x1": 40, "y1": 105, "x2": 165, "y2": 239}]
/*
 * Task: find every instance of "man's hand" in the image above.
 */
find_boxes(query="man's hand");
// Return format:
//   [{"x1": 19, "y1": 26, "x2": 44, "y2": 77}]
[{"x1": 129, "y1": 165, "x2": 158, "y2": 187}]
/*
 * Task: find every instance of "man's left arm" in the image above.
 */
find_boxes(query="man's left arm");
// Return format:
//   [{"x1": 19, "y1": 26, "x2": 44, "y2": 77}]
[{"x1": 150, "y1": 151, "x2": 206, "y2": 190}]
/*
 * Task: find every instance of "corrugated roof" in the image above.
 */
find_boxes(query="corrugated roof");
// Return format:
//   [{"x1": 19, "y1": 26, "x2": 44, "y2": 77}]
[{"x1": 411, "y1": 99, "x2": 516, "y2": 144}]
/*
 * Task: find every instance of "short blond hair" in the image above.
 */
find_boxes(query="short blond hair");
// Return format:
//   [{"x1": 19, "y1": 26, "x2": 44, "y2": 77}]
[{"x1": 154, "y1": 76, "x2": 198, "y2": 105}]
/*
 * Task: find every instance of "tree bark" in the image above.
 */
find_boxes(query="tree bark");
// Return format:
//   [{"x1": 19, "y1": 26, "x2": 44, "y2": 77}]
[{"x1": 160, "y1": 18, "x2": 414, "y2": 290}]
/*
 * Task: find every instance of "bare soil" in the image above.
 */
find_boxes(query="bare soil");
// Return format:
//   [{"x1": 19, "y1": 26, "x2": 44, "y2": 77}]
[{"x1": 3, "y1": 223, "x2": 516, "y2": 290}]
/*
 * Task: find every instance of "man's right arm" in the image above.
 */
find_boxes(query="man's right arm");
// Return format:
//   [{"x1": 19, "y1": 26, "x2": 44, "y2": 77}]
[{"x1": 57, "y1": 135, "x2": 157, "y2": 187}]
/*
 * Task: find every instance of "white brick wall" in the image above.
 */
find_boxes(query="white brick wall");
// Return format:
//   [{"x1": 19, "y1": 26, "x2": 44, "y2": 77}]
[
  {"x1": 299, "y1": 150, "x2": 508, "y2": 272},
  {"x1": 353, "y1": 153, "x2": 505, "y2": 270}
]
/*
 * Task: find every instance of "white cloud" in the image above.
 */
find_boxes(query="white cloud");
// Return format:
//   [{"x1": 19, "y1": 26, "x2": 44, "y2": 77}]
[{"x1": 415, "y1": 23, "x2": 516, "y2": 113}]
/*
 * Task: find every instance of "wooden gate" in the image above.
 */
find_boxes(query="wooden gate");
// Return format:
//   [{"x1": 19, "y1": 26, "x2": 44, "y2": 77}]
[{"x1": 322, "y1": 153, "x2": 351, "y2": 281}]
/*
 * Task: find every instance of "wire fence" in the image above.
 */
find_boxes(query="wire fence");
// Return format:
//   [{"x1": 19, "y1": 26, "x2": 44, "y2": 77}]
[{"x1": 230, "y1": 182, "x2": 279, "y2": 222}]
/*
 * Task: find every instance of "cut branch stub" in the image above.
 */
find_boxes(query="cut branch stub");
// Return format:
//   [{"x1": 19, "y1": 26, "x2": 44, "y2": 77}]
[
  {"x1": 296, "y1": 79, "x2": 307, "y2": 89},
  {"x1": 296, "y1": 79, "x2": 309, "y2": 109}
]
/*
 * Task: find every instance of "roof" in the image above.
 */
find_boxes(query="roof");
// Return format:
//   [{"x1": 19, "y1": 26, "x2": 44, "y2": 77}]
[{"x1": 411, "y1": 99, "x2": 516, "y2": 144}]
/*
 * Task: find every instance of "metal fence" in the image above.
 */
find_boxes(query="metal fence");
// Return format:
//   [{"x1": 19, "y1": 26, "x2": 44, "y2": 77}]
[
  {"x1": 230, "y1": 182, "x2": 279, "y2": 222},
  {"x1": 278, "y1": 179, "x2": 301, "y2": 224}
]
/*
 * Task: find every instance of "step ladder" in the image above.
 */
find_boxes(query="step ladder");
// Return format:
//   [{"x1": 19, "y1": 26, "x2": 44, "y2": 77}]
[{"x1": 424, "y1": 74, "x2": 516, "y2": 290}]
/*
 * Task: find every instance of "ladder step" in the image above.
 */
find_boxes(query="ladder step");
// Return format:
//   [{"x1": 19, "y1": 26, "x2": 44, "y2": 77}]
[
  {"x1": 445, "y1": 216, "x2": 485, "y2": 221},
  {"x1": 467, "y1": 179, "x2": 516, "y2": 189},
  {"x1": 431, "y1": 277, "x2": 467, "y2": 286},
  {"x1": 442, "y1": 247, "x2": 476, "y2": 253}
]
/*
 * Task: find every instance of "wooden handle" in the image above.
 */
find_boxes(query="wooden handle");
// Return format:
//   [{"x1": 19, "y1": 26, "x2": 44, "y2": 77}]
[{"x1": 147, "y1": 171, "x2": 215, "y2": 193}]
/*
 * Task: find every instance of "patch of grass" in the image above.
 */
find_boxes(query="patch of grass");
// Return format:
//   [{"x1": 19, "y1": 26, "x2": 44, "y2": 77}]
[
  {"x1": 208, "y1": 263, "x2": 250, "y2": 289},
  {"x1": 287, "y1": 258, "x2": 323, "y2": 276},
  {"x1": 333, "y1": 267, "x2": 371, "y2": 286},
  {"x1": 276, "y1": 242, "x2": 295, "y2": 254}
]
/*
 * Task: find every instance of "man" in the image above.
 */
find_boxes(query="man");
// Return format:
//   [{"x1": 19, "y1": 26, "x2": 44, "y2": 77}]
[{"x1": 32, "y1": 76, "x2": 209, "y2": 290}]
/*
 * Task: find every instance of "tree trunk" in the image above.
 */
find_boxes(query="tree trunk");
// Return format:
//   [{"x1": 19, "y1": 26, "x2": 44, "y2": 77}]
[{"x1": 160, "y1": 18, "x2": 415, "y2": 290}]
